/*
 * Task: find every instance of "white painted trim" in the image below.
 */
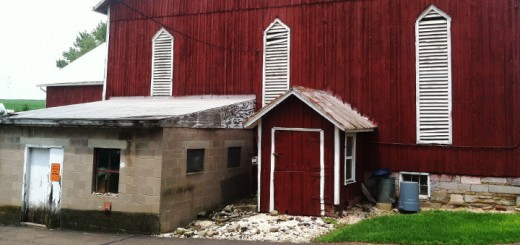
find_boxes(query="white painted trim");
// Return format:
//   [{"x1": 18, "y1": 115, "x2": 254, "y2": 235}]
[
  {"x1": 151, "y1": 28, "x2": 174, "y2": 97},
  {"x1": 257, "y1": 120, "x2": 262, "y2": 212},
  {"x1": 344, "y1": 133, "x2": 356, "y2": 185},
  {"x1": 270, "y1": 127, "x2": 325, "y2": 216},
  {"x1": 399, "y1": 171, "x2": 431, "y2": 199},
  {"x1": 262, "y1": 18, "x2": 290, "y2": 107},
  {"x1": 415, "y1": 5, "x2": 452, "y2": 145},
  {"x1": 102, "y1": 6, "x2": 110, "y2": 101},
  {"x1": 333, "y1": 127, "x2": 340, "y2": 205}
]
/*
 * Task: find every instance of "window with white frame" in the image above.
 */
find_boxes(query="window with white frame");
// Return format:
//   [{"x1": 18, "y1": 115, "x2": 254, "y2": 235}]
[
  {"x1": 263, "y1": 19, "x2": 290, "y2": 106},
  {"x1": 151, "y1": 28, "x2": 174, "y2": 96},
  {"x1": 344, "y1": 134, "x2": 356, "y2": 184},
  {"x1": 400, "y1": 172, "x2": 430, "y2": 198},
  {"x1": 416, "y1": 6, "x2": 452, "y2": 144}
]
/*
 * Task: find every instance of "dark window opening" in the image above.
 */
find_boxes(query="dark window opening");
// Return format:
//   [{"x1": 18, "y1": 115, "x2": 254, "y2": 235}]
[
  {"x1": 93, "y1": 148, "x2": 120, "y2": 193},
  {"x1": 187, "y1": 149, "x2": 204, "y2": 173},
  {"x1": 227, "y1": 147, "x2": 241, "y2": 168}
]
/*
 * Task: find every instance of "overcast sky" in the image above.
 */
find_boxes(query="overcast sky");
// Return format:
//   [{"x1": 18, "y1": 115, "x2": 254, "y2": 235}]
[{"x1": 0, "y1": 0, "x2": 106, "y2": 100}]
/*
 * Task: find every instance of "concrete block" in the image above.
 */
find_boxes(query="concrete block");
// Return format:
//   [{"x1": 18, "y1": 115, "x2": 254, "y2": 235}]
[
  {"x1": 88, "y1": 139, "x2": 128, "y2": 150},
  {"x1": 461, "y1": 176, "x2": 481, "y2": 185},
  {"x1": 376, "y1": 203, "x2": 393, "y2": 211},
  {"x1": 481, "y1": 177, "x2": 507, "y2": 184},
  {"x1": 20, "y1": 137, "x2": 70, "y2": 147},
  {"x1": 449, "y1": 194, "x2": 464, "y2": 204},
  {"x1": 489, "y1": 185, "x2": 520, "y2": 194},
  {"x1": 470, "y1": 184, "x2": 489, "y2": 193}
]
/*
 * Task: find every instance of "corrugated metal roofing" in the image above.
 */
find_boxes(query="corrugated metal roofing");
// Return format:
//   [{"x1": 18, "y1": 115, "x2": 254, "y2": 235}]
[
  {"x1": 2, "y1": 95, "x2": 255, "y2": 127},
  {"x1": 38, "y1": 43, "x2": 106, "y2": 87},
  {"x1": 244, "y1": 86, "x2": 376, "y2": 132}
]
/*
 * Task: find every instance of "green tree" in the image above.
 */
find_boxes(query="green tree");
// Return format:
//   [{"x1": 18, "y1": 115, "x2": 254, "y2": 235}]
[{"x1": 56, "y1": 22, "x2": 107, "y2": 68}]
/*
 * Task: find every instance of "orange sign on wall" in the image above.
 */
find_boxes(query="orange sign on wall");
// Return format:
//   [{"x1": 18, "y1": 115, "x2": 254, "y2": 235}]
[{"x1": 50, "y1": 163, "x2": 61, "y2": 182}]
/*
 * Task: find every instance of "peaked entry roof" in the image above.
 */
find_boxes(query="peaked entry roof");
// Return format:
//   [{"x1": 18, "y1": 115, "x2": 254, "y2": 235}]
[{"x1": 244, "y1": 86, "x2": 376, "y2": 132}]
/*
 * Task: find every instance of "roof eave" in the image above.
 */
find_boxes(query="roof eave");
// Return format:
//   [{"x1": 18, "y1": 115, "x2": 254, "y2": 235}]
[
  {"x1": 0, "y1": 118, "x2": 159, "y2": 128},
  {"x1": 94, "y1": 0, "x2": 110, "y2": 14},
  {"x1": 37, "y1": 81, "x2": 104, "y2": 88}
]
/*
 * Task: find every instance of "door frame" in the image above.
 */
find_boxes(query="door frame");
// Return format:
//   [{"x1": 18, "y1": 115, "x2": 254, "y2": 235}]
[
  {"x1": 270, "y1": 127, "x2": 324, "y2": 215},
  {"x1": 21, "y1": 144, "x2": 64, "y2": 226}
]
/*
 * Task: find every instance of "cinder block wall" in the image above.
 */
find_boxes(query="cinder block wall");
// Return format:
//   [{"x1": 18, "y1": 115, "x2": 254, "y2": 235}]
[
  {"x1": 0, "y1": 126, "x2": 163, "y2": 233},
  {"x1": 0, "y1": 126, "x2": 25, "y2": 224},
  {"x1": 159, "y1": 128, "x2": 254, "y2": 232}
]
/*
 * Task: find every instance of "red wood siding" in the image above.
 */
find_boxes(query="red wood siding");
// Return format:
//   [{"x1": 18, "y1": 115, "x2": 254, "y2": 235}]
[
  {"x1": 46, "y1": 86, "x2": 103, "y2": 108},
  {"x1": 107, "y1": 0, "x2": 520, "y2": 177}
]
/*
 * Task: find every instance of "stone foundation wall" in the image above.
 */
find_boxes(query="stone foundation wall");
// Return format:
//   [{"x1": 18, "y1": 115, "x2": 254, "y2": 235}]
[{"x1": 392, "y1": 172, "x2": 520, "y2": 210}]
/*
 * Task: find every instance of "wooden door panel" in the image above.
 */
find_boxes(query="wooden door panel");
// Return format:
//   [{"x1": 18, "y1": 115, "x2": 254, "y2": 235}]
[{"x1": 274, "y1": 130, "x2": 321, "y2": 216}]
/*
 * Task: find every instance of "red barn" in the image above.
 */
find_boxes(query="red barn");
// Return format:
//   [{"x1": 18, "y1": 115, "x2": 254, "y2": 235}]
[
  {"x1": 0, "y1": 0, "x2": 519, "y2": 233},
  {"x1": 95, "y1": 0, "x2": 520, "y2": 214}
]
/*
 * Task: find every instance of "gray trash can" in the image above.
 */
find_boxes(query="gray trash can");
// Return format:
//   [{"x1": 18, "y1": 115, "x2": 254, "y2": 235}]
[
  {"x1": 377, "y1": 177, "x2": 396, "y2": 203},
  {"x1": 398, "y1": 181, "x2": 420, "y2": 212}
]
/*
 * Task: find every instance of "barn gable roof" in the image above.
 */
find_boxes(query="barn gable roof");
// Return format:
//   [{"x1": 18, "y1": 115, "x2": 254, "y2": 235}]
[
  {"x1": 38, "y1": 43, "x2": 107, "y2": 88},
  {"x1": 244, "y1": 86, "x2": 376, "y2": 132}
]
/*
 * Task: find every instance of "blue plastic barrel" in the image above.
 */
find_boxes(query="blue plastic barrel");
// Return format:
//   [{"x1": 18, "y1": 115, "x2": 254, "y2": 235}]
[{"x1": 398, "y1": 181, "x2": 420, "y2": 212}]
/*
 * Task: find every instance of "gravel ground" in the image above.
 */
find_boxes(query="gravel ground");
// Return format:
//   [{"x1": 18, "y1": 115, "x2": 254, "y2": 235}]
[{"x1": 158, "y1": 202, "x2": 389, "y2": 243}]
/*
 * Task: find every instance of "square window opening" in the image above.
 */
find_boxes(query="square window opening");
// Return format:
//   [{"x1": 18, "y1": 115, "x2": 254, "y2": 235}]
[
  {"x1": 399, "y1": 172, "x2": 430, "y2": 198},
  {"x1": 187, "y1": 149, "x2": 204, "y2": 173},
  {"x1": 93, "y1": 148, "x2": 121, "y2": 194},
  {"x1": 227, "y1": 147, "x2": 241, "y2": 168}
]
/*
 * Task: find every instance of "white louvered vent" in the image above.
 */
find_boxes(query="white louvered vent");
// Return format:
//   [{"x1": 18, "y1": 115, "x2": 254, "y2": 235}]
[
  {"x1": 263, "y1": 19, "x2": 290, "y2": 106},
  {"x1": 151, "y1": 28, "x2": 174, "y2": 96},
  {"x1": 416, "y1": 6, "x2": 452, "y2": 144}
]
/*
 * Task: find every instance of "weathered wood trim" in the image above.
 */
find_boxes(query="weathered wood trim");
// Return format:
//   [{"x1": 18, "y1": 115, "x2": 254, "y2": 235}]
[
  {"x1": 257, "y1": 120, "x2": 262, "y2": 212},
  {"x1": 159, "y1": 100, "x2": 255, "y2": 129},
  {"x1": 334, "y1": 126, "x2": 340, "y2": 205}
]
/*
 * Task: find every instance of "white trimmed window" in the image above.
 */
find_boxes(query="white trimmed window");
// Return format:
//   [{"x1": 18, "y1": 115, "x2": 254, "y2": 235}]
[
  {"x1": 399, "y1": 172, "x2": 430, "y2": 198},
  {"x1": 263, "y1": 19, "x2": 290, "y2": 106},
  {"x1": 344, "y1": 134, "x2": 356, "y2": 184},
  {"x1": 151, "y1": 28, "x2": 174, "y2": 96},
  {"x1": 416, "y1": 6, "x2": 452, "y2": 144}
]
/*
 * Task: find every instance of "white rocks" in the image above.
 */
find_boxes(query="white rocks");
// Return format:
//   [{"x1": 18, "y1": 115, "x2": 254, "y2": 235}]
[
  {"x1": 160, "y1": 212, "x2": 336, "y2": 243},
  {"x1": 158, "y1": 202, "x2": 388, "y2": 243}
]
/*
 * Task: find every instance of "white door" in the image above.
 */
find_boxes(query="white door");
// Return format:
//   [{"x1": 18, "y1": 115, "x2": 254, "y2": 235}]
[{"x1": 23, "y1": 147, "x2": 63, "y2": 227}]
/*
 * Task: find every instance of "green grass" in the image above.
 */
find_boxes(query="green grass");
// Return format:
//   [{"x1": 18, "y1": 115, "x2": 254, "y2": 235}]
[
  {"x1": 317, "y1": 211, "x2": 520, "y2": 245},
  {"x1": 0, "y1": 99, "x2": 45, "y2": 112}
]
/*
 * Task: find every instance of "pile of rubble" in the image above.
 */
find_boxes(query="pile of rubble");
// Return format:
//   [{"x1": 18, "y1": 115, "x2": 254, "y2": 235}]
[{"x1": 159, "y1": 202, "x2": 387, "y2": 243}]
